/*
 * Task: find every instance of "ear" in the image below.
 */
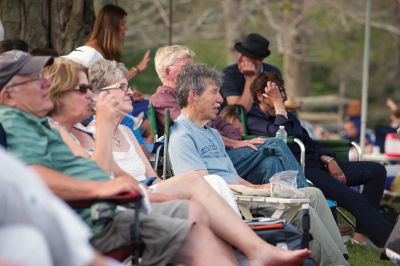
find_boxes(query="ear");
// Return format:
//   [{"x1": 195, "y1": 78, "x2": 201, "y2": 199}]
[
  {"x1": 256, "y1": 92, "x2": 264, "y2": 102},
  {"x1": 164, "y1": 66, "x2": 171, "y2": 77},
  {"x1": 0, "y1": 89, "x2": 9, "y2": 104},
  {"x1": 187, "y1": 90, "x2": 198, "y2": 105},
  {"x1": 0, "y1": 89, "x2": 17, "y2": 107}
]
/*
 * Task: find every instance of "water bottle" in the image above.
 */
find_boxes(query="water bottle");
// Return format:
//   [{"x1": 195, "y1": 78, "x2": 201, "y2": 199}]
[{"x1": 275, "y1": 125, "x2": 288, "y2": 143}]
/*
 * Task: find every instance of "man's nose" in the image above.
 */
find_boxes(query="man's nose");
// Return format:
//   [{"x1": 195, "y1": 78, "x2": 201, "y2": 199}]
[{"x1": 216, "y1": 93, "x2": 223, "y2": 103}]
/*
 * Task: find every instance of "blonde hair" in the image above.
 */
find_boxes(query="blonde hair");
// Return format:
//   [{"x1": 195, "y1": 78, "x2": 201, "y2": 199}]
[
  {"x1": 154, "y1": 45, "x2": 195, "y2": 82},
  {"x1": 88, "y1": 59, "x2": 128, "y2": 92},
  {"x1": 87, "y1": 4, "x2": 127, "y2": 61},
  {"x1": 44, "y1": 57, "x2": 86, "y2": 114}
]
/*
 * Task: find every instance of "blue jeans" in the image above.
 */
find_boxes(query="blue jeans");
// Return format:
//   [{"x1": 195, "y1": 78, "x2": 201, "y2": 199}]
[{"x1": 226, "y1": 138, "x2": 308, "y2": 188}]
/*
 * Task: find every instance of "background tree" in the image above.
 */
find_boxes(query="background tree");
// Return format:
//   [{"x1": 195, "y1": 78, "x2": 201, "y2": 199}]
[{"x1": 0, "y1": 0, "x2": 94, "y2": 54}]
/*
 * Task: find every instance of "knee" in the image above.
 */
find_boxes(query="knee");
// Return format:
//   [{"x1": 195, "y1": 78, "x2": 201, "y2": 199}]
[
  {"x1": 302, "y1": 187, "x2": 326, "y2": 204},
  {"x1": 366, "y1": 162, "x2": 387, "y2": 182},
  {"x1": 187, "y1": 201, "x2": 210, "y2": 226}
]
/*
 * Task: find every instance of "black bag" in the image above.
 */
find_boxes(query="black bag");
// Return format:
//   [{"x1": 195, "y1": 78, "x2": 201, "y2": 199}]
[{"x1": 253, "y1": 222, "x2": 317, "y2": 266}]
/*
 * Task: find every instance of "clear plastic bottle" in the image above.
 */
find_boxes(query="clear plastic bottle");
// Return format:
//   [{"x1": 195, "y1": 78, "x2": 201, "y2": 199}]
[{"x1": 275, "y1": 125, "x2": 288, "y2": 143}]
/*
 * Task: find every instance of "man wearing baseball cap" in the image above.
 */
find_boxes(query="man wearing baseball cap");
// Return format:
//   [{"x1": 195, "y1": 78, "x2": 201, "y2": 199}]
[
  {"x1": 0, "y1": 50, "x2": 54, "y2": 117},
  {"x1": 221, "y1": 33, "x2": 281, "y2": 111}
]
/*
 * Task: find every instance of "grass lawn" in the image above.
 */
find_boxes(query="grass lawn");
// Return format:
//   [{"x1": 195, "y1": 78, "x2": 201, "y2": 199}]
[{"x1": 346, "y1": 242, "x2": 392, "y2": 265}]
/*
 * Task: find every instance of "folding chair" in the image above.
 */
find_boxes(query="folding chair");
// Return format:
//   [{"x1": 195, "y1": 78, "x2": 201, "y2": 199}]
[
  {"x1": 68, "y1": 191, "x2": 143, "y2": 265},
  {"x1": 162, "y1": 108, "x2": 175, "y2": 179},
  {"x1": 147, "y1": 104, "x2": 164, "y2": 173}
]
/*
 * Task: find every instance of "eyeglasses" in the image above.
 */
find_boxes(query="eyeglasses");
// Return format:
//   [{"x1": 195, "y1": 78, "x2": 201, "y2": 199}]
[
  {"x1": 6, "y1": 72, "x2": 45, "y2": 89},
  {"x1": 74, "y1": 84, "x2": 93, "y2": 94},
  {"x1": 98, "y1": 82, "x2": 130, "y2": 93}
]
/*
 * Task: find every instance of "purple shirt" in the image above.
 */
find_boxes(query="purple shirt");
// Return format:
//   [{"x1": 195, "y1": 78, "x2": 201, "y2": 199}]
[{"x1": 149, "y1": 85, "x2": 242, "y2": 140}]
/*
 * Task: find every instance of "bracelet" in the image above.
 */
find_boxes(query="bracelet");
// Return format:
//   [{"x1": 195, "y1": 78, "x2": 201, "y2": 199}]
[
  {"x1": 324, "y1": 157, "x2": 335, "y2": 164},
  {"x1": 131, "y1": 65, "x2": 141, "y2": 74},
  {"x1": 275, "y1": 109, "x2": 288, "y2": 118}
]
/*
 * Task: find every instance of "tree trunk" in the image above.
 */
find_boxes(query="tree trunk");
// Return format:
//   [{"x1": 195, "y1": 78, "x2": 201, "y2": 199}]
[
  {"x1": 280, "y1": 1, "x2": 309, "y2": 97},
  {"x1": 222, "y1": 0, "x2": 246, "y2": 65},
  {"x1": 282, "y1": 32, "x2": 309, "y2": 97},
  {"x1": 0, "y1": 0, "x2": 95, "y2": 55}
]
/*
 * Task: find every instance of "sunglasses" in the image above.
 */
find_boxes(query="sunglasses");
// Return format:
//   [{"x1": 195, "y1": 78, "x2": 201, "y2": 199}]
[{"x1": 74, "y1": 84, "x2": 93, "y2": 94}]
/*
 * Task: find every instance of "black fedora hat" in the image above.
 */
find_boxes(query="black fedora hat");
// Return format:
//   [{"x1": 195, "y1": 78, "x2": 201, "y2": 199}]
[{"x1": 234, "y1": 33, "x2": 271, "y2": 59}]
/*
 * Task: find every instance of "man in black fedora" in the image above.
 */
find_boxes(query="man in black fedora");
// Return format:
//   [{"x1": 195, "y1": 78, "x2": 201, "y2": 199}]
[{"x1": 221, "y1": 33, "x2": 281, "y2": 111}]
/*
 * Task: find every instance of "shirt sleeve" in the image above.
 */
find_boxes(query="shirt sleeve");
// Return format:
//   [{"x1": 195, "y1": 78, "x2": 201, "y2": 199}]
[
  {"x1": 221, "y1": 66, "x2": 243, "y2": 98},
  {"x1": 2, "y1": 115, "x2": 53, "y2": 167},
  {"x1": 169, "y1": 132, "x2": 208, "y2": 175}
]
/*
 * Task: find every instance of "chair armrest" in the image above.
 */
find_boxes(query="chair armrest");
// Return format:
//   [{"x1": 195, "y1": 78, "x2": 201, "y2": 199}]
[{"x1": 67, "y1": 191, "x2": 142, "y2": 209}]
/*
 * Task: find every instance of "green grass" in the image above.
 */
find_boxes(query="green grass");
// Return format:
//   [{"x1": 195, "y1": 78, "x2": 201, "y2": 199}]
[{"x1": 347, "y1": 242, "x2": 392, "y2": 266}]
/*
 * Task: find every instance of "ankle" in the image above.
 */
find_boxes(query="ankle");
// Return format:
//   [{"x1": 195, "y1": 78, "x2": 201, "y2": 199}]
[{"x1": 352, "y1": 232, "x2": 369, "y2": 243}]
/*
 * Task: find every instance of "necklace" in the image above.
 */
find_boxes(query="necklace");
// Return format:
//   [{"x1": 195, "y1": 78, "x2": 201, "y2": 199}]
[
  {"x1": 48, "y1": 118, "x2": 81, "y2": 144},
  {"x1": 112, "y1": 129, "x2": 121, "y2": 146}
]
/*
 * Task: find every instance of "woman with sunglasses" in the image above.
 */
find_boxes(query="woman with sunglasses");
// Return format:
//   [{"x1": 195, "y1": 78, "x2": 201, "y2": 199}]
[{"x1": 45, "y1": 57, "x2": 123, "y2": 176}]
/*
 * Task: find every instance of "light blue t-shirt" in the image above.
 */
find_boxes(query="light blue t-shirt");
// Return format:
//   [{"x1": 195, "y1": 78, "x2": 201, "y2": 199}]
[{"x1": 169, "y1": 115, "x2": 239, "y2": 184}]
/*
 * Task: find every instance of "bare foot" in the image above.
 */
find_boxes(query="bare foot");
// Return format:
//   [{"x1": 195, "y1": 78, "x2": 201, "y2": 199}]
[{"x1": 248, "y1": 246, "x2": 310, "y2": 266}]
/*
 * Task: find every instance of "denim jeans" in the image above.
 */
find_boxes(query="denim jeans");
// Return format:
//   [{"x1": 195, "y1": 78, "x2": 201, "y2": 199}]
[{"x1": 226, "y1": 138, "x2": 308, "y2": 188}]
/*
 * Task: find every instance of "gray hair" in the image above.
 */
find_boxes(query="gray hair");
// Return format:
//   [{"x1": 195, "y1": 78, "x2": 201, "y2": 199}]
[
  {"x1": 176, "y1": 64, "x2": 222, "y2": 108},
  {"x1": 154, "y1": 45, "x2": 195, "y2": 83},
  {"x1": 88, "y1": 59, "x2": 128, "y2": 92}
]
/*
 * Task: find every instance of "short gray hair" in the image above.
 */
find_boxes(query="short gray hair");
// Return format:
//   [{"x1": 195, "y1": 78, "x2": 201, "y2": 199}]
[
  {"x1": 154, "y1": 45, "x2": 195, "y2": 83},
  {"x1": 176, "y1": 64, "x2": 222, "y2": 108},
  {"x1": 88, "y1": 59, "x2": 128, "y2": 92}
]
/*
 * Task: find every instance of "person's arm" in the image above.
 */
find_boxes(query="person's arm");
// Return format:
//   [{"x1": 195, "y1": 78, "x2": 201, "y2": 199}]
[
  {"x1": 30, "y1": 164, "x2": 141, "y2": 200},
  {"x1": 91, "y1": 92, "x2": 120, "y2": 174},
  {"x1": 236, "y1": 175, "x2": 271, "y2": 189},
  {"x1": 221, "y1": 135, "x2": 265, "y2": 151},
  {"x1": 222, "y1": 67, "x2": 256, "y2": 112},
  {"x1": 127, "y1": 49, "x2": 151, "y2": 80}
]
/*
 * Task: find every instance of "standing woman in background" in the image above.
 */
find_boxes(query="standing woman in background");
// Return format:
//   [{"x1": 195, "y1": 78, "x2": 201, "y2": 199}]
[
  {"x1": 85, "y1": 4, "x2": 150, "y2": 81},
  {"x1": 85, "y1": 4, "x2": 153, "y2": 144}
]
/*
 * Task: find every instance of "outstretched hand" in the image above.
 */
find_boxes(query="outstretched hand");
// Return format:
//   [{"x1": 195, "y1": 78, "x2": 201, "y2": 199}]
[{"x1": 136, "y1": 49, "x2": 151, "y2": 73}]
